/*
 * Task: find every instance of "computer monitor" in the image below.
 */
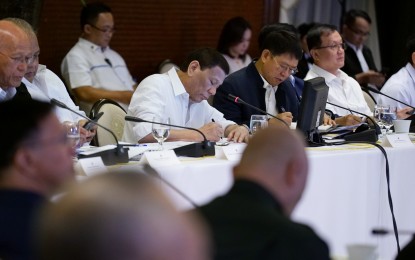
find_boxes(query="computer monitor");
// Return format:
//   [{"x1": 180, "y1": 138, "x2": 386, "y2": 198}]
[{"x1": 296, "y1": 77, "x2": 329, "y2": 145}]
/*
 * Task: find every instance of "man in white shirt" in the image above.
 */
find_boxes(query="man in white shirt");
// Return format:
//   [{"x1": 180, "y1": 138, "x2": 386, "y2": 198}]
[
  {"x1": 0, "y1": 19, "x2": 32, "y2": 101},
  {"x1": 61, "y1": 2, "x2": 136, "y2": 113},
  {"x1": 305, "y1": 24, "x2": 371, "y2": 126},
  {"x1": 123, "y1": 48, "x2": 249, "y2": 143}
]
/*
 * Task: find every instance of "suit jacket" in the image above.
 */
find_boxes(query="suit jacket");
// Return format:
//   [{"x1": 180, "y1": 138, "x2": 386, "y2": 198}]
[
  {"x1": 213, "y1": 62, "x2": 300, "y2": 126},
  {"x1": 296, "y1": 53, "x2": 313, "y2": 79},
  {"x1": 342, "y1": 45, "x2": 378, "y2": 83},
  {"x1": 197, "y1": 180, "x2": 331, "y2": 260}
]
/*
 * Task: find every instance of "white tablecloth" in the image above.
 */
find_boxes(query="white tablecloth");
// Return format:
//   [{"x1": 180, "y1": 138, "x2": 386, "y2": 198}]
[{"x1": 145, "y1": 143, "x2": 415, "y2": 260}]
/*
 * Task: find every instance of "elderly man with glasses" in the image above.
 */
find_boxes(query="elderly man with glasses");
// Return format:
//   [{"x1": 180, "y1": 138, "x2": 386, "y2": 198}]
[
  {"x1": 0, "y1": 19, "x2": 33, "y2": 101},
  {"x1": 213, "y1": 28, "x2": 303, "y2": 127},
  {"x1": 61, "y1": 2, "x2": 136, "y2": 113}
]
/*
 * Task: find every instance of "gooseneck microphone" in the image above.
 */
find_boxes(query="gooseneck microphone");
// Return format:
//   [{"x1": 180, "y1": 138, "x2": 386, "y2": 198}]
[
  {"x1": 372, "y1": 228, "x2": 415, "y2": 236},
  {"x1": 124, "y1": 116, "x2": 215, "y2": 157},
  {"x1": 227, "y1": 94, "x2": 289, "y2": 127},
  {"x1": 51, "y1": 98, "x2": 129, "y2": 165},
  {"x1": 363, "y1": 85, "x2": 415, "y2": 110},
  {"x1": 326, "y1": 101, "x2": 381, "y2": 140}
]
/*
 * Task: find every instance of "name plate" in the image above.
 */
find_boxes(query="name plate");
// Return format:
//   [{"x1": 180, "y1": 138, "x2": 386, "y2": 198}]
[
  {"x1": 216, "y1": 143, "x2": 247, "y2": 161},
  {"x1": 140, "y1": 150, "x2": 181, "y2": 167},
  {"x1": 382, "y1": 133, "x2": 414, "y2": 148},
  {"x1": 78, "y1": 157, "x2": 108, "y2": 176}
]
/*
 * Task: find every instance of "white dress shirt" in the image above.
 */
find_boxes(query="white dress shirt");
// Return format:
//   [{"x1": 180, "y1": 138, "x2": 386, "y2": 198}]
[
  {"x1": 123, "y1": 68, "x2": 236, "y2": 142},
  {"x1": 305, "y1": 65, "x2": 372, "y2": 116},
  {"x1": 22, "y1": 65, "x2": 86, "y2": 123},
  {"x1": 378, "y1": 63, "x2": 415, "y2": 109},
  {"x1": 0, "y1": 87, "x2": 16, "y2": 102}
]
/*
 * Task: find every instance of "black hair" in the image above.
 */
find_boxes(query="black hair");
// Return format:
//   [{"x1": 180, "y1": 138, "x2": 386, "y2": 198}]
[
  {"x1": 260, "y1": 30, "x2": 302, "y2": 61},
  {"x1": 406, "y1": 33, "x2": 415, "y2": 65},
  {"x1": 80, "y1": 2, "x2": 112, "y2": 30},
  {"x1": 0, "y1": 99, "x2": 53, "y2": 172},
  {"x1": 217, "y1": 17, "x2": 251, "y2": 61},
  {"x1": 343, "y1": 9, "x2": 372, "y2": 27},
  {"x1": 297, "y1": 22, "x2": 316, "y2": 40},
  {"x1": 306, "y1": 23, "x2": 338, "y2": 51},
  {"x1": 258, "y1": 23, "x2": 298, "y2": 52},
  {"x1": 180, "y1": 47, "x2": 230, "y2": 75}
]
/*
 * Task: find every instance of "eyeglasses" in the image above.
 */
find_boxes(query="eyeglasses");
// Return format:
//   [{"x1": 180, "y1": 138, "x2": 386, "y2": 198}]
[
  {"x1": 348, "y1": 26, "x2": 370, "y2": 37},
  {"x1": 89, "y1": 24, "x2": 116, "y2": 34},
  {"x1": 315, "y1": 42, "x2": 347, "y2": 51},
  {"x1": 272, "y1": 57, "x2": 298, "y2": 75},
  {"x1": 0, "y1": 51, "x2": 37, "y2": 65}
]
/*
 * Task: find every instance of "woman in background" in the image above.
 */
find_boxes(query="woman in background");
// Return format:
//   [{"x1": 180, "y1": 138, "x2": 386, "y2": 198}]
[{"x1": 217, "y1": 17, "x2": 252, "y2": 74}]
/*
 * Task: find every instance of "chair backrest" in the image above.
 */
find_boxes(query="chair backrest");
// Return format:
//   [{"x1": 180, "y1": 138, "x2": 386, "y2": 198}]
[
  {"x1": 362, "y1": 90, "x2": 376, "y2": 113},
  {"x1": 89, "y1": 99, "x2": 126, "y2": 146},
  {"x1": 158, "y1": 59, "x2": 179, "y2": 74}
]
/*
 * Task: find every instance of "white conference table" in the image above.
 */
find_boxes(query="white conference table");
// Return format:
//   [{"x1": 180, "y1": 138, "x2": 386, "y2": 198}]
[{"x1": 88, "y1": 141, "x2": 415, "y2": 260}]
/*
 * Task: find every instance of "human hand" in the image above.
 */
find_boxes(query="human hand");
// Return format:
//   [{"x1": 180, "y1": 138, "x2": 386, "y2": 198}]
[
  {"x1": 357, "y1": 71, "x2": 385, "y2": 87},
  {"x1": 226, "y1": 125, "x2": 249, "y2": 143},
  {"x1": 323, "y1": 113, "x2": 336, "y2": 126},
  {"x1": 335, "y1": 114, "x2": 362, "y2": 126},
  {"x1": 199, "y1": 122, "x2": 224, "y2": 141},
  {"x1": 276, "y1": 112, "x2": 293, "y2": 125},
  {"x1": 396, "y1": 107, "x2": 414, "y2": 119}
]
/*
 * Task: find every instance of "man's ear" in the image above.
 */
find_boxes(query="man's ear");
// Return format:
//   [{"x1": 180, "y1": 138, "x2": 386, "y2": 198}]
[
  {"x1": 84, "y1": 24, "x2": 92, "y2": 34},
  {"x1": 187, "y1": 60, "x2": 200, "y2": 76},
  {"x1": 14, "y1": 148, "x2": 37, "y2": 177},
  {"x1": 310, "y1": 49, "x2": 319, "y2": 62},
  {"x1": 411, "y1": 52, "x2": 415, "y2": 65},
  {"x1": 260, "y1": 49, "x2": 272, "y2": 63}
]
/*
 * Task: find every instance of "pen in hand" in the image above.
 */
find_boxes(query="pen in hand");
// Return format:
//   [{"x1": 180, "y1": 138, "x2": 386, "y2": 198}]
[{"x1": 211, "y1": 119, "x2": 223, "y2": 140}]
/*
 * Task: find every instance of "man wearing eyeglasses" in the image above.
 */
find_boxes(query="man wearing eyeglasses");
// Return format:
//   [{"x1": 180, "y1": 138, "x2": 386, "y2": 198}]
[
  {"x1": 213, "y1": 29, "x2": 302, "y2": 127},
  {"x1": 0, "y1": 19, "x2": 32, "y2": 102},
  {"x1": 61, "y1": 2, "x2": 136, "y2": 113},
  {"x1": 341, "y1": 9, "x2": 385, "y2": 90}
]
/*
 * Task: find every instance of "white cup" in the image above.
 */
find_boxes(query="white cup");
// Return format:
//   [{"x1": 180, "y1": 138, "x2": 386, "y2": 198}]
[
  {"x1": 347, "y1": 244, "x2": 377, "y2": 260},
  {"x1": 393, "y1": 119, "x2": 411, "y2": 133}
]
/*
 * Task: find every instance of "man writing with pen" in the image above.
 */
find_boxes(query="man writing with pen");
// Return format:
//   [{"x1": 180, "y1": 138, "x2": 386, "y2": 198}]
[
  {"x1": 213, "y1": 27, "x2": 305, "y2": 127},
  {"x1": 123, "y1": 48, "x2": 249, "y2": 144}
]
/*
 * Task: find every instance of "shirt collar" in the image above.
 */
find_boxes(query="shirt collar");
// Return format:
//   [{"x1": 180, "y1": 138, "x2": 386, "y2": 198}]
[
  {"x1": 345, "y1": 40, "x2": 362, "y2": 52},
  {"x1": 168, "y1": 67, "x2": 188, "y2": 98},
  {"x1": 78, "y1": 38, "x2": 109, "y2": 53}
]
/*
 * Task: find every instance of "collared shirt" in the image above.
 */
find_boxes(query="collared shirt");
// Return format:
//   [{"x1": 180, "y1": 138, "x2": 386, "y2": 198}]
[
  {"x1": 305, "y1": 65, "x2": 372, "y2": 116},
  {"x1": 259, "y1": 75, "x2": 278, "y2": 118},
  {"x1": 379, "y1": 63, "x2": 415, "y2": 109},
  {"x1": 22, "y1": 65, "x2": 85, "y2": 123},
  {"x1": 123, "y1": 68, "x2": 236, "y2": 142},
  {"x1": 61, "y1": 38, "x2": 135, "y2": 112},
  {"x1": 346, "y1": 41, "x2": 369, "y2": 72},
  {"x1": 0, "y1": 87, "x2": 16, "y2": 102}
]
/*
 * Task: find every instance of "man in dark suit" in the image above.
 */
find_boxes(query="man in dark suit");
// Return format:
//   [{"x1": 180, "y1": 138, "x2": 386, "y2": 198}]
[
  {"x1": 197, "y1": 126, "x2": 330, "y2": 260},
  {"x1": 213, "y1": 29, "x2": 302, "y2": 126},
  {"x1": 342, "y1": 9, "x2": 385, "y2": 90}
]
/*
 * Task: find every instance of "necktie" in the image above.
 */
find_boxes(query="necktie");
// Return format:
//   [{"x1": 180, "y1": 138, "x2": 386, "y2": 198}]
[{"x1": 13, "y1": 83, "x2": 32, "y2": 101}]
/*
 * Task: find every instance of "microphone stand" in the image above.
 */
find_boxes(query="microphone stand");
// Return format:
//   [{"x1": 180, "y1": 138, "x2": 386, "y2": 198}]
[
  {"x1": 227, "y1": 94, "x2": 289, "y2": 127},
  {"x1": 363, "y1": 85, "x2": 415, "y2": 110},
  {"x1": 51, "y1": 98, "x2": 129, "y2": 165},
  {"x1": 124, "y1": 116, "x2": 215, "y2": 157}
]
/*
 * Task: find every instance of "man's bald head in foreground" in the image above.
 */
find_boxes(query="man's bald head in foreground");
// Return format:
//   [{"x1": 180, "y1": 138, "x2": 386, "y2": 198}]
[{"x1": 234, "y1": 126, "x2": 308, "y2": 216}]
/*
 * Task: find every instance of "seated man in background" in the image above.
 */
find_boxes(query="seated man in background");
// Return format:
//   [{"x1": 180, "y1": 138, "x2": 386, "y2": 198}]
[
  {"x1": 379, "y1": 33, "x2": 415, "y2": 111},
  {"x1": 0, "y1": 99, "x2": 75, "y2": 259},
  {"x1": 37, "y1": 170, "x2": 209, "y2": 260},
  {"x1": 196, "y1": 126, "x2": 330, "y2": 259},
  {"x1": 305, "y1": 24, "x2": 372, "y2": 125},
  {"x1": 296, "y1": 22, "x2": 315, "y2": 79},
  {"x1": 61, "y1": 2, "x2": 136, "y2": 113},
  {"x1": 213, "y1": 28, "x2": 302, "y2": 127},
  {"x1": 0, "y1": 19, "x2": 32, "y2": 101},
  {"x1": 341, "y1": 9, "x2": 385, "y2": 90},
  {"x1": 6, "y1": 17, "x2": 95, "y2": 145},
  {"x1": 123, "y1": 47, "x2": 249, "y2": 143}
]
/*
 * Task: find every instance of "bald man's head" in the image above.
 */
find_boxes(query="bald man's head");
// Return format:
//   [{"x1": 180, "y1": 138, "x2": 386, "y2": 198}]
[
  {"x1": 0, "y1": 19, "x2": 32, "y2": 88},
  {"x1": 234, "y1": 127, "x2": 308, "y2": 215}
]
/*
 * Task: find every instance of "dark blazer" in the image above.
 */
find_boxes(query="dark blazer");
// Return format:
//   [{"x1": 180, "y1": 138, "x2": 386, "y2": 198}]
[
  {"x1": 213, "y1": 61, "x2": 301, "y2": 126},
  {"x1": 342, "y1": 45, "x2": 379, "y2": 82},
  {"x1": 197, "y1": 180, "x2": 331, "y2": 260},
  {"x1": 296, "y1": 53, "x2": 313, "y2": 79}
]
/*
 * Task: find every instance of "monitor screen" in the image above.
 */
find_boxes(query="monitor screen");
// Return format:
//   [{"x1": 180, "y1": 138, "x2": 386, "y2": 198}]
[{"x1": 296, "y1": 77, "x2": 329, "y2": 144}]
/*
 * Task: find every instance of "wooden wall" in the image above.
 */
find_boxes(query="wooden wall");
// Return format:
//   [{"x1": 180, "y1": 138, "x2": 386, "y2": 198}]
[{"x1": 37, "y1": 0, "x2": 280, "y2": 82}]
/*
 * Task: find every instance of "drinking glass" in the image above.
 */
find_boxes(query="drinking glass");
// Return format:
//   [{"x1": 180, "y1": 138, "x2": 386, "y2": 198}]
[
  {"x1": 64, "y1": 121, "x2": 80, "y2": 149},
  {"x1": 380, "y1": 109, "x2": 397, "y2": 134},
  {"x1": 152, "y1": 117, "x2": 170, "y2": 150},
  {"x1": 249, "y1": 115, "x2": 268, "y2": 135},
  {"x1": 374, "y1": 104, "x2": 389, "y2": 136}
]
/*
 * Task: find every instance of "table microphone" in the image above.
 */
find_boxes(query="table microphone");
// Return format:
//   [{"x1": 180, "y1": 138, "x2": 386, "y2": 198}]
[
  {"x1": 50, "y1": 98, "x2": 129, "y2": 165},
  {"x1": 124, "y1": 116, "x2": 215, "y2": 157},
  {"x1": 326, "y1": 101, "x2": 381, "y2": 142},
  {"x1": 227, "y1": 94, "x2": 289, "y2": 127},
  {"x1": 363, "y1": 85, "x2": 415, "y2": 110}
]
